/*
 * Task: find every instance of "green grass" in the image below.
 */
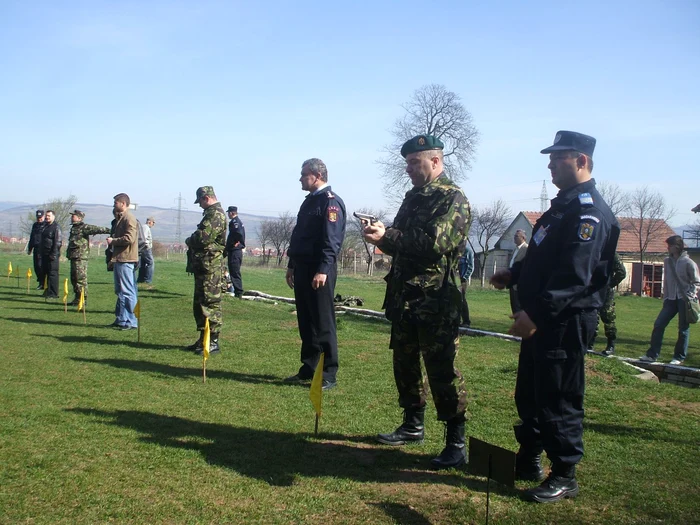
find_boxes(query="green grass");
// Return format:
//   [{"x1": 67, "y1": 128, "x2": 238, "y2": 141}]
[{"x1": 1, "y1": 253, "x2": 699, "y2": 524}]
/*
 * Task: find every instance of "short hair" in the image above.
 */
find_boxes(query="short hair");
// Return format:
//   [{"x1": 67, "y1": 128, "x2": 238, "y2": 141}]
[
  {"x1": 515, "y1": 229, "x2": 526, "y2": 237},
  {"x1": 666, "y1": 235, "x2": 684, "y2": 251},
  {"x1": 45, "y1": 209, "x2": 55, "y2": 215},
  {"x1": 302, "y1": 158, "x2": 328, "y2": 182},
  {"x1": 113, "y1": 193, "x2": 131, "y2": 206},
  {"x1": 417, "y1": 149, "x2": 443, "y2": 162}
]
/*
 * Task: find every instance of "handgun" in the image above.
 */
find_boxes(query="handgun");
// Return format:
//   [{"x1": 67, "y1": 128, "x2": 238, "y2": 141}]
[{"x1": 353, "y1": 212, "x2": 378, "y2": 225}]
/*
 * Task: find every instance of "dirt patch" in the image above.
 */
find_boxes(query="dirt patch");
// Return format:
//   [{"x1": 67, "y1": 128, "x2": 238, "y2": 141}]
[
  {"x1": 646, "y1": 396, "x2": 700, "y2": 417},
  {"x1": 585, "y1": 360, "x2": 614, "y2": 382}
]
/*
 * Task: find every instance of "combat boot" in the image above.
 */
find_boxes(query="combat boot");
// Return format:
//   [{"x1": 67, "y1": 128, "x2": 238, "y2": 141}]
[
  {"x1": 430, "y1": 416, "x2": 466, "y2": 470},
  {"x1": 376, "y1": 407, "x2": 425, "y2": 446},
  {"x1": 523, "y1": 464, "x2": 578, "y2": 503},
  {"x1": 602, "y1": 339, "x2": 615, "y2": 356},
  {"x1": 186, "y1": 331, "x2": 204, "y2": 352},
  {"x1": 195, "y1": 333, "x2": 220, "y2": 355},
  {"x1": 515, "y1": 448, "x2": 545, "y2": 481}
]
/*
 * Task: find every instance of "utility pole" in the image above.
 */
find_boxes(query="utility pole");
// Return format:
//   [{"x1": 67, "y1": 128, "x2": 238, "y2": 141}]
[
  {"x1": 540, "y1": 181, "x2": 549, "y2": 212},
  {"x1": 174, "y1": 193, "x2": 186, "y2": 244}
]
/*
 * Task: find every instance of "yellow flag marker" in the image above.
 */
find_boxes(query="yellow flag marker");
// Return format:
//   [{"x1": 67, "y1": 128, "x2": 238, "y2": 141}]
[
  {"x1": 202, "y1": 318, "x2": 210, "y2": 383},
  {"x1": 309, "y1": 353, "x2": 325, "y2": 435},
  {"x1": 63, "y1": 278, "x2": 69, "y2": 312},
  {"x1": 43, "y1": 275, "x2": 48, "y2": 290},
  {"x1": 134, "y1": 301, "x2": 141, "y2": 343},
  {"x1": 77, "y1": 288, "x2": 85, "y2": 311},
  {"x1": 7, "y1": 262, "x2": 11, "y2": 282},
  {"x1": 26, "y1": 268, "x2": 32, "y2": 294}
]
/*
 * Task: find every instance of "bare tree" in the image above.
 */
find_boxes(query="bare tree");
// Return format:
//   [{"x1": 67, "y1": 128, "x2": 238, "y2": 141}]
[
  {"x1": 597, "y1": 181, "x2": 627, "y2": 217},
  {"x1": 623, "y1": 187, "x2": 675, "y2": 292},
  {"x1": 683, "y1": 217, "x2": 700, "y2": 248},
  {"x1": 18, "y1": 194, "x2": 78, "y2": 240},
  {"x1": 378, "y1": 84, "x2": 479, "y2": 202},
  {"x1": 471, "y1": 199, "x2": 512, "y2": 287},
  {"x1": 256, "y1": 220, "x2": 273, "y2": 265},
  {"x1": 268, "y1": 211, "x2": 296, "y2": 266},
  {"x1": 345, "y1": 207, "x2": 390, "y2": 275}
]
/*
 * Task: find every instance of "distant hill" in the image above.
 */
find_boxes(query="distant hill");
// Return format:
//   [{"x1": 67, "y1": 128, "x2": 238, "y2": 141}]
[{"x1": 0, "y1": 202, "x2": 273, "y2": 246}]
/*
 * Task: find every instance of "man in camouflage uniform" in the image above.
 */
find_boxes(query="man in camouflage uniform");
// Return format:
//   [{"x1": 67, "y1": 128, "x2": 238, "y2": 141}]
[
  {"x1": 596, "y1": 253, "x2": 626, "y2": 355},
  {"x1": 185, "y1": 186, "x2": 227, "y2": 355},
  {"x1": 66, "y1": 210, "x2": 110, "y2": 306},
  {"x1": 363, "y1": 134, "x2": 471, "y2": 470}
]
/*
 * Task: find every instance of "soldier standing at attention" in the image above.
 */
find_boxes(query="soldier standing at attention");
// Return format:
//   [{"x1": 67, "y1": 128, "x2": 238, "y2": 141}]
[
  {"x1": 224, "y1": 206, "x2": 245, "y2": 297},
  {"x1": 186, "y1": 186, "x2": 227, "y2": 355},
  {"x1": 66, "y1": 210, "x2": 110, "y2": 306},
  {"x1": 491, "y1": 131, "x2": 620, "y2": 503},
  {"x1": 27, "y1": 210, "x2": 46, "y2": 289},
  {"x1": 41, "y1": 210, "x2": 62, "y2": 299},
  {"x1": 284, "y1": 158, "x2": 346, "y2": 391},
  {"x1": 362, "y1": 135, "x2": 470, "y2": 470}
]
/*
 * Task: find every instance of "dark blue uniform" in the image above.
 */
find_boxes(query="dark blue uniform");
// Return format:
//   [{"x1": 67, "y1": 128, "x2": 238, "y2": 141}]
[
  {"x1": 509, "y1": 178, "x2": 619, "y2": 473},
  {"x1": 287, "y1": 186, "x2": 346, "y2": 382},
  {"x1": 40, "y1": 221, "x2": 62, "y2": 298},
  {"x1": 28, "y1": 221, "x2": 46, "y2": 286},
  {"x1": 225, "y1": 216, "x2": 245, "y2": 296}
]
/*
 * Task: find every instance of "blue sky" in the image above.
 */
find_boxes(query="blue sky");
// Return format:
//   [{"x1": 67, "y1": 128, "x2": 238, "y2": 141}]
[{"x1": 1, "y1": 0, "x2": 699, "y2": 226}]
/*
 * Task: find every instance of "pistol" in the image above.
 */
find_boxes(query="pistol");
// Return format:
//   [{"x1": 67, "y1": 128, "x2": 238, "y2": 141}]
[{"x1": 353, "y1": 212, "x2": 378, "y2": 225}]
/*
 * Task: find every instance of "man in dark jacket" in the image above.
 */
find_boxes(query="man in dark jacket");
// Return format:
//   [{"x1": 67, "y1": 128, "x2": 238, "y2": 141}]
[
  {"x1": 40, "y1": 210, "x2": 62, "y2": 299},
  {"x1": 27, "y1": 210, "x2": 46, "y2": 289},
  {"x1": 224, "y1": 206, "x2": 245, "y2": 297}
]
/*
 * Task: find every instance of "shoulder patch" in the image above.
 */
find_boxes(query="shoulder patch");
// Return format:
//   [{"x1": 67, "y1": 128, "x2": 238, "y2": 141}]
[
  {"x1": 326, "y1": 191, "x2": 335, "y2": 199},
  {"x1": 578, "y1": 222, "x2": 595, "y2": 241},
  {"x1": 327, "y1": 205, "x2": 339, "y2": 223},
  {"x1": 578, "y1": 193, "x2": 594, "y2": 206},
  {"x1": 579, "y1": 214, "x2": 600, "y2": 223}
]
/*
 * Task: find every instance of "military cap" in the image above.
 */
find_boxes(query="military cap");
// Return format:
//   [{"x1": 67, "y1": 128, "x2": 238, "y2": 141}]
[
  {"x1": 36, "y1": 210, "x2": 44, "y2": 218},
  {"x1": 70, "y1": 209, "x2": 85, "y2": 220},
  {"x1": 540, "y1": 130, "x2": 596, "y2": 157},
  {"x1": 227, "y1": 206, "x2": 238, "y2": 213},
  {"x1": 400, "y1": 134, "x2": 444, "y2": 158},
  {"x1": 194, "y1": 186, "x2": 216, "y2": 203}
]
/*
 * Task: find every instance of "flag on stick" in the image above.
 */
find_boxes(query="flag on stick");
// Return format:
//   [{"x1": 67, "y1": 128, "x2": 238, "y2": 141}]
[
  {"x1": 7, "y1": 262, "x2": 11, "y2": 282},
  {"x1": 63, "y1": 278, "x2": 69, "y2": 312},
  {"x1": 78, "y1": 288, "x2": 86, "y2": 324},
  {"x1": 202, "y1": 318, "x2": 210, "y2": 382},
  {"x1": 134, "y1": 300, "x2": 141, "y2": 343},
  {"x1": 43, "y1": 275, "x2": 48, "y2": 290},
  {"x1": 26, "y1": 268, "x2": 32, "y2": 294},
  {"x1": 309, "y1": 353, "x2": 325, "y2": 435}
]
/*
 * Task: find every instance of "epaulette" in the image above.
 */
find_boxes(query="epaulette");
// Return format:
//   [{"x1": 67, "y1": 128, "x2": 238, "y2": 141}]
[
  {"x1": 326, "y1": 190, "x2": 335, "y2": 199},
  {"x1": 578, "y1": 193, "x2": 594, "y2": 206}
]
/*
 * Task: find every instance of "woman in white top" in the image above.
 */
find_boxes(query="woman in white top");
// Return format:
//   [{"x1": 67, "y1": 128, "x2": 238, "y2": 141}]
[{"x1": 640, "y1": 235, "x2": 700, "y2": 365}]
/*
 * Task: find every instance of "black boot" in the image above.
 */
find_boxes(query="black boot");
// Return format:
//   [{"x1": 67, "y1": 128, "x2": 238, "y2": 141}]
[
  {"x1": 515, "y1": 448, "x2": 545, "y2": 482},
  {"x1": 195, "y1": 333, "x2": 220, "y2": 355},
  {"x1": 602, "y1": 339, "x2": 615, "y2": 356},
  {"x1": 187, "y1": 331, "x2": 204, "y2": 352},
  {"x1": 523, "y1": 464, "x2": 578, "y2": 503},
  {"x1": 430, "y1": 417, "x2": 466, "y2": 470},
  {"x1": 376, "y1": 407, "x2": 425, "y2": 446}
]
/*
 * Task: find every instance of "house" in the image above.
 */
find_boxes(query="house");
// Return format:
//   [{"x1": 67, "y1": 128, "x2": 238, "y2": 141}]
[{"x1": 475, "y1": 211, "x2": 677, "y2": 297}]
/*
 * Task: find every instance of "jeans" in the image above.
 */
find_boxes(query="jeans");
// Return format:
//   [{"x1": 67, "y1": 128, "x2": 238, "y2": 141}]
[
  {"x1": 137, "y1": 249, "x2": 154, "y2": 283},
  {"x1": 646, "y1": 299, "x2": 689, "y2": 361},
  {"x1": 114, "y1": 262, "x2": 138, "y2": 328}
]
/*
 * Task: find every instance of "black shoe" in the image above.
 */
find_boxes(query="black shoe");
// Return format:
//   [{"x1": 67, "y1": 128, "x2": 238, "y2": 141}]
[
  {"x1": 106, "y1": 321, "x2": 120, "y2": 327},
  {"x1": 430, "y1": 417, "x2": 467, "y2": 470},
  {"x1": 36, "y1": 284, "x2": 44, "y2": 290},
  {"x1": 195, "y1": 339, "x2": 220, "y2": 355},
  {"x1": 186, "y1": 334, "x2": 204, "y2": 351},
  {"x1": 115, "y1": 325, "x2": 137, "y2": 331},
  {"x1": 515, "y1": 451, "x2": 545, "y2": 482},
  {"x1": 321, "y1": 379, "x2": 337, "y2": 390},
  {"x1": 523, "y1": 475, "x2": 579, "y2": 503},
  {"x1": 284, "y1": 374, "x2": 311, "y2": 383},
  {"x1": 377, "y1": 407, "x2": 425, "y2": 446},
  {"x1": 67, "y1": 300, "x2": 78, "y2": 306},
  {"x1": 602, "y1": 340, "x2": 615, "y2": 356}
]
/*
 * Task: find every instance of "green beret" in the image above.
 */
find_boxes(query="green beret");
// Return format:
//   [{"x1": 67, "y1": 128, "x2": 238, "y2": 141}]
[
  {"x1": 194, "y1": 186, "x2": 216, "y2": 204},
  {"x1": 400, "y1": 134, "x2": 444, "y2": 158}
]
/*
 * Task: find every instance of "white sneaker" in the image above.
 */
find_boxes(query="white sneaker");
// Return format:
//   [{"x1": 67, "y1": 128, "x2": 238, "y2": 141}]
[
  {"x1": 638, "y1": 356, "x2": 656, "y2": 363},
  {"x1": 669, "y1": 359, "x2": 683, "y2": 365}
]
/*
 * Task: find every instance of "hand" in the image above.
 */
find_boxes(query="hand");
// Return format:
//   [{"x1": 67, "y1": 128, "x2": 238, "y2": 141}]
[
  {"x1": 49, "y1": 255, "x2": 55, "y2": 262},
  {"x1": 311, "y1": 273, "x2": 327, "y2": 290},
  {"x1": 106, "y1": 237, "x2": 113, "y2": 245},
  {"x1": 490, "y1": 269, "x2": 511, "y2": 289},
  {"x1": 508, "y1": 310, "x2": 537, "y2": 339},
  {"x1": 285, "y1": 269, "x2": 294, "y2": 289},
  {"x1": 362, "y1": 221, "x2": 386, "y2": 245}
]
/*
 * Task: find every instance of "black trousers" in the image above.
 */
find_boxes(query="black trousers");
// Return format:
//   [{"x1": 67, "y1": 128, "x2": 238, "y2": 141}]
[
  {"x1": 227, "y1": 250, "x2": 244, "y2": 295},
  {"x1": 292, "y1": 262, "x2": 338, "y2": 382},
  {"x1": 514, "y1": 310, "x2": 596, "y2": 471},
  {"x1": 33, "y1": 250, "x2": 44, "y2": 285},
  {"x1": 42, "y1": 255, "x2": 59, "y2": 297},
  {"x1": 509, "y1": 287, "x2": 522, "y2": 313}
]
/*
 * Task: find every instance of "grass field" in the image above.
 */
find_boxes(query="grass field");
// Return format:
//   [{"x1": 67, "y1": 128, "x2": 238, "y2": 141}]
[{"x1": 1, "y1": 252, "x2": 699, "y2": 524}]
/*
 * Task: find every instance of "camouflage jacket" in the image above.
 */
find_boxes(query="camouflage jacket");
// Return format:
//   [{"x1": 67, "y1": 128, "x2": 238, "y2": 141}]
[
  {"x1": 67, "y1": 222, "x2": 111, "y2": 260},
  {"x1": 378, "y1": 174, "x2": 471, "y2": 323},
  {"x1": 186, "y1": 202, "x2": 226, "y2": 271},
  {"x1": 609, "y1": 253, "x2": 627, "y2": 289}
]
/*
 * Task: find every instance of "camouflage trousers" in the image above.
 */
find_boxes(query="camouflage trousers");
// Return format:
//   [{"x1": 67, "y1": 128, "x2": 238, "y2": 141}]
[
  {"x1": 595, "y1": 287, "x2": 617, "y2": 341},
  {"x1": 193, "y1": 264, "x2": 223, "y2": 334},
  {"x1": 70, "y1": 258, "x2": 88, "y2": 299},
  {"x1": 390, "y1": 313, "x2": 467, "y2": 421}
]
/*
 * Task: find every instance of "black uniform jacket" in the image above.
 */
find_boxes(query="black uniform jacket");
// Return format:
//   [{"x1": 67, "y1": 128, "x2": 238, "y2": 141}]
[
  {"x1": 41, "y1": 222, "x2": 62, "y2": 259},
  {"x1": 287, "y1": 186, "x2": 346, "y2": 275},
  {"x1": 225, "y1": 216, "x2": 245, "y2": 254},
  {"x1": 510, "y1": 178, "x2": 620, "y2": 328},
  {"x1": 28, "y1": 221, "x2": 45, "y2": 254}
]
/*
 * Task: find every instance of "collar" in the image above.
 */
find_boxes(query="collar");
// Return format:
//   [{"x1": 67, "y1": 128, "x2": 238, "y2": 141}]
[
  {"x1": 311, "y1": 183, "x2": 330, "y2": 196},
  {"x1": 551, "y1": 178, "x2": 596, "y2": 208}
]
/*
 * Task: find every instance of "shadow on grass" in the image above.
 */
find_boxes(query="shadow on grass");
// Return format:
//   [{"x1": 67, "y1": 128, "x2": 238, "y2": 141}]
[
  {"x1": 368, "y1": 502, "x2": 431, "y2": 525},
  {"x1": 6, "y1": 316, "x2": 104, "y2": 327},
  {"x1": 137, "y1": 288, "x2": 187, "y2": 298},
  {"x1": 36, "y1": 334, "x2": 183, "y2": 351},
  {"x1": 71, "y1": 357, "x2": 282, "y2": 383},
  {"x1": 584, "y1": 422, "x2": 697, "y2": 446},
  {"x1": 66, "y1": 407, "x2": 515, "y2": 496},
  {"x1": 11, "y1": 306, "x2": 114, "y2": 314}
]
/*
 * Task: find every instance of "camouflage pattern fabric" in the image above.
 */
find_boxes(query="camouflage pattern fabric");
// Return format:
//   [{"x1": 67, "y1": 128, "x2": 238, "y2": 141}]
[
  {"x1": 333, "y1": 294, "x2": 364, "y2": 307},
  {"x1": 378, "y1": 174, "x2": 471, "y2": 421},
  {"x1": 70, "y1": 259, "x2": 89, "y2": 300},
  {"x1": 186, "y1": 202, "x2": 226, "y2": 334},
  {"x1": 596, "y1": 254, "x2": 626, "y2": 341},
  {"x1": 66, "y1": 221, "x2": 110, "y2": 299}
]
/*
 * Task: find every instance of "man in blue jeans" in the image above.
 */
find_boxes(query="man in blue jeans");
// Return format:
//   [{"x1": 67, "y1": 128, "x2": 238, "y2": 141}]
[{"x1": 106, "y1": 193, "x2": 139, "y2": 330}]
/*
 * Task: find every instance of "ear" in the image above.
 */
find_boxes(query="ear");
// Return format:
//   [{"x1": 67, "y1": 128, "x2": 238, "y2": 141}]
[{"x1": 577, "y1": 154, "x2": 588, "y2": 170}]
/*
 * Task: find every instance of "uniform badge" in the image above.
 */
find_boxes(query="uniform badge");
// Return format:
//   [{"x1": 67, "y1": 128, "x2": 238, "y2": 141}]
[
  {"x1": 418, "y1": 137, "x2": 425, "y2": 146},
  {"x1": 533, "y1": 225, "x2": 549, "y2": 246},
  {"x1": 578, "y1": 222, "x2": 595, "y2": 241},
  {"x1": 328, "y1": 205, "x2": 339, "y2": 223},
  {"x1": 578, "y1": 193, "x2": 594, "y2": 206}
]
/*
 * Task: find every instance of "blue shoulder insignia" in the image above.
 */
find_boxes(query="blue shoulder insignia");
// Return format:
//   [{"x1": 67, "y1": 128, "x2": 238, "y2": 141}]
[
  {"x1": 578, "y1": 193, "x2": 594, "y2": 206},
  {"x1": 326, "y1": 191, "x2": 335, "y2": 199}
]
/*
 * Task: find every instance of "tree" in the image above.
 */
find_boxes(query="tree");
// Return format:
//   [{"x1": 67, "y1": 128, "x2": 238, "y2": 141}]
[
  {"x1": 378, "y1": 84, "x2": 479, "y2": 201},
  {"x1": 471, "y1": 199, "x2": 512, "y2": 287},
  {"x1": 256, "y1": 220, "x2": 273, "y2": 265},
  {"x1": 267, "y1": 212, "x2": 296, "y2": 266},
  {"x1": 344, "y1": 207, "x2": 390, "y2": 275},
  {"x1": 623, "y1": 187, "x2": 675, "y2": 292},
  {"x1": 19, "y1": 194, "x2": 78, "y2": 239},
  {"x1": 597, "y1": 181, "x2": 627, "y2": 217}
]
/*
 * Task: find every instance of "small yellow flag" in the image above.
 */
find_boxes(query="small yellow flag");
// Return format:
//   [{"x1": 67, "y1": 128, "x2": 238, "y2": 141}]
[
  {"x1": 44, "y1": 275, "x2": 48, "y2": 290},
  {"x1": 63, "y1": 279, "x2": 69, "y2": 304},
  {"x1": 202, "y1": 318, "x2": 210, "y2": 361},
  {"x1": 309, "y1": 353, "x2": 325, "y2": 417},
  {"x1": 8, "y1": 262, "x2": 12, "y2": 276},
  {"x1": 77, "y1": 288, "x2": 85, "y2": 311},
  {"x1": 134, "y1": 301, "x2": 141, "y2": 319},
  {"x1": 27, "y1": 268, "x2": 32, "y2": 278}
]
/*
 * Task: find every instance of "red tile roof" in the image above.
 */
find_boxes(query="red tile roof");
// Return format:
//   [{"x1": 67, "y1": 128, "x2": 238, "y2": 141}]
[{"x1": 520, "y1": 211, "x2": 675, "y2": 255}]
